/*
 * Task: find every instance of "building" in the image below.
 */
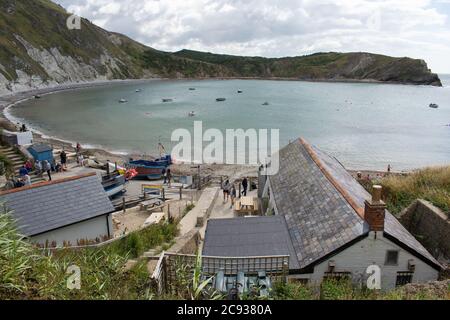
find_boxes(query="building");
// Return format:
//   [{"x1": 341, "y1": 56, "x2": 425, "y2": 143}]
[
  {"x1": 0, "y1": 173, "x2": 115, "y2": 247},
  {"x1": 203, "y1": 138, "x2": 441, "y2": 290},
  {"x1": 27, "y1": 143, "x2": 54, "y2": 163}
]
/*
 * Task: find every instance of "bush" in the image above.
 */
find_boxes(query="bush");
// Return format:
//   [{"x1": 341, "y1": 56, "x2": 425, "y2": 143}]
[
  {"x1": 272, "y1": 281, "x2": 316, "y2": 300},
  {"x1": 379, "y1": 166, "x2": 450, "y2": 216}
]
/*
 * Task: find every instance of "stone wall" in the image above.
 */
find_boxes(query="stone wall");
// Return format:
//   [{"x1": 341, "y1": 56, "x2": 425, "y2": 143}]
[
  {"x1": 399, "y1": 199, "x2": 450, "y2": 263},
  {"x1": 167, "y1": 228, "x2": 200, "y2": 254}
]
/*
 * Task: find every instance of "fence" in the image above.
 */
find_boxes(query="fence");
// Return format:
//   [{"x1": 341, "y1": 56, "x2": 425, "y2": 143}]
[{"x1": 150, "y1": 252, "x2": 289, "y2": 296}]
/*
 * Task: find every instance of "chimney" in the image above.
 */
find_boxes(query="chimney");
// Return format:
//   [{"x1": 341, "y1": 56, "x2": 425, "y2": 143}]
[{"x1": 364, "y1": 185, "x2": 386, "y2": 232}]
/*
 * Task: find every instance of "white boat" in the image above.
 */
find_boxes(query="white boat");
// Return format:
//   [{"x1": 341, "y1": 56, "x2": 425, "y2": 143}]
[
  {"x1": 135, "y1": 89, "x2": 142, "y2": 92},
  {"x1": 119, "y1": 99, "x2": 128, "y2": 103}
]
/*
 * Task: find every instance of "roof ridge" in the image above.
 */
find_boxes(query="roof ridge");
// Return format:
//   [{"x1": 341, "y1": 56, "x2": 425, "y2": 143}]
[
  {"x1": 0, "y1": 172, "x2": 98, "y2": 196},
  {"x1": 298, "y1": 138, "x2": 365, "y2": 220}
]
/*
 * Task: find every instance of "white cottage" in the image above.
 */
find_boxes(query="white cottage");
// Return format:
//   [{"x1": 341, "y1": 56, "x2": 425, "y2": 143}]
[
  {"x1": 0, "y1": 173, "x2": 114, "y2": 247},
  {"x1": 203, "y1": 138, "x2": 441, "y2": 290}
]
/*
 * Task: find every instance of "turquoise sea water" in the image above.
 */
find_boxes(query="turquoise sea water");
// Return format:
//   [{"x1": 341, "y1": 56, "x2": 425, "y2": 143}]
[{"x1": 9, "y1": 76, "x2": 450, "y2": 171}]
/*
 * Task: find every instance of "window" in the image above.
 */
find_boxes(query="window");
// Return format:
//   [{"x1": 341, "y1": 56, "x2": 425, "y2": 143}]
[
  {"x1": 385, "y1": 250, "x2": 399, "y2": 265},
  {"x1": 396, "y1": 272, "x2": 413, "y2": 287}
]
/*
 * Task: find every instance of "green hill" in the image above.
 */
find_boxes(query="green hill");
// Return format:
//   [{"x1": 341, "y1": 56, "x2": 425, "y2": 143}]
[{"x1": 0, "y1": 0, "x2": 442, "y2": 94}]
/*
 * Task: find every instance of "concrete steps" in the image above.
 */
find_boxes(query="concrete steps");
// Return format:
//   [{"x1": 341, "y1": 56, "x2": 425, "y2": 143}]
[{"x1": 0, "y1": 145, "x2": 45, "y2": 184}]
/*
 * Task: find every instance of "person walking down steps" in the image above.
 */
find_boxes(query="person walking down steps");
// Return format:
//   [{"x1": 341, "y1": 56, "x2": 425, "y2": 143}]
[{"x1": 222, "y1": 179, "x2": 230, "y2": 203}]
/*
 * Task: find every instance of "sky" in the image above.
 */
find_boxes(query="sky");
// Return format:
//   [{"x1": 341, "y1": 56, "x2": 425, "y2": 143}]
[{"x1": 55, "y1": 0, "x2": 450, "y2": 73}]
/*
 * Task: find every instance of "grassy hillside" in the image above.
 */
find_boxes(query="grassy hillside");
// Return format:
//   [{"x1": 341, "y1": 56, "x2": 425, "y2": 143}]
[
  {"x1": 0, "y1": 0, "x2": 442, "y2": 91},
  {"x1": 174, "y1": 50, "x2": 442, "y2": 85}
]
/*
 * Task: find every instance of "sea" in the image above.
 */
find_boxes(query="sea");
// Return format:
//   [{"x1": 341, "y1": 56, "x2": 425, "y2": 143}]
[{"x1": 7, "y1": 75, "x2": 450, "y2": 171}]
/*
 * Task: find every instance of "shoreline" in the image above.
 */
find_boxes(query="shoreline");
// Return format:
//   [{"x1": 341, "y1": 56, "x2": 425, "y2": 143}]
[{"x1": 0, "y1": 79, "x2": 445, "y2": 174}]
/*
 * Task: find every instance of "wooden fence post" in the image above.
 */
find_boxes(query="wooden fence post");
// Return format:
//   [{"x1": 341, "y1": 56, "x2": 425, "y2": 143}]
[{"x1": 122, "y1": 197, "x2": 126, "y2": 213}]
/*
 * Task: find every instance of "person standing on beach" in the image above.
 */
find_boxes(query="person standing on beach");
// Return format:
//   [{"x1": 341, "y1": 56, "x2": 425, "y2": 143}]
[
  {"x1": 241, "y1": 177, "x2": 248, "y2": 197},
  {"x1": 387, "y1": 164, "x2": 391, "y2": 174},
  {"x1": 166, "y1": 168, "x2": 172, "y2": 187},
  {"x1": 230, "y1": 185, "x2": 237, "y2": 209},
  {"x1": 222, "y1": 179, "x2": 230, "y2": 203},
  {"x1": 76, "y1": 142, "x2": 82, "y2": 155},
  {"x1": 60, "y1": 150, "x2": 67, "y2": 170},
  {"x1": 43, "y1": 160, "x2": 52, "y2": 181}
]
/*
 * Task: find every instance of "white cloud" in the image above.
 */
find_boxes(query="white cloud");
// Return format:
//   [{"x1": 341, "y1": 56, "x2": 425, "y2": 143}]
[{"x1": 55, "y1": 0, "x2": 450, "y2": 72}]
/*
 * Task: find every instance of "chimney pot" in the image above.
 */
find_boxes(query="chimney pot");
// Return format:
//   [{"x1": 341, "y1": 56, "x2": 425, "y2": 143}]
[{"x1": 372, "y1": 185, "x2": 382, "y2": 203}]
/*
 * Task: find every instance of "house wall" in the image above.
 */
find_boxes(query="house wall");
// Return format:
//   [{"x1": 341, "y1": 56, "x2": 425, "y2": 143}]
[
  {"x1": 31, "y1": 214, "x2": 113, "y2": 247},
  {"x1": 288, "y1": 231, "x2": 439, "y2": 290}
]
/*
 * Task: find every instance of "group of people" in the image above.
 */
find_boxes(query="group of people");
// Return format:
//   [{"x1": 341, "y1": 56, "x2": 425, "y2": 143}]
[{"x1": 221, "y1": 177, "x2": 249, "y2": 209}]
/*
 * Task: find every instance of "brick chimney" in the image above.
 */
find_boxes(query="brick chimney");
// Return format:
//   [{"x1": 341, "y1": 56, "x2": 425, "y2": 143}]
[{"x1": 364, "y1": 185, "x2": 386, "y2": 231}]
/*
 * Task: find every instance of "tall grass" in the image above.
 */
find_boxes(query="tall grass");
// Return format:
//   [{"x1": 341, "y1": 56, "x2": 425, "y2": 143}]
[
  {"x1": 0, "y1": 212, "x2": 177, "y2": 300},
  {"x1": 378, "y1": 166, "x2": 450, "y2": 216}
]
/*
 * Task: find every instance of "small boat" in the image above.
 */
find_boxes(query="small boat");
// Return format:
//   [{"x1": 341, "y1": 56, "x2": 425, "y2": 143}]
[
  {"x1": 429, "y1": 103, "x2": 439, "y2": 109},
  {"x1": 237, "y1": 90, "x2": 243, "y2": 93},
  {"x1": 216, "y1": 98, "x2": 226, "y2": 102},
  {"x1": 119, "y1": 98, "x2": 128, "y2": 103},
  {"x1": 262, "y1": 102, "x2": 269, "y2": 106},
  {"x1": 135, "y1": 89, "x2": 142, "y2": 93},
  {"x1": 34, "y1": 95, "x2": 41, "y2": 99},
  {"x1": 102, "y1": 172, "x2": 126, "y2": 198},
  {"x1": 126, "y1": 155, "x2": 172, "y2": 180},
  {"x1": 188, "y1": 111, "x2": 195, "y2": 117},
  {"x1": 162, "y1": 98, "x2": 173, "y2": 103},
  {"x1": 189, "y1": 88, "x2": 196, "y2": 91}
]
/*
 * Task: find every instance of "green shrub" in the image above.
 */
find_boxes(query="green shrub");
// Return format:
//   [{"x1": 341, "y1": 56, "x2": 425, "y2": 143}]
[{"x1": 272, "y1": 281, "x2": 316, "y2": 300}]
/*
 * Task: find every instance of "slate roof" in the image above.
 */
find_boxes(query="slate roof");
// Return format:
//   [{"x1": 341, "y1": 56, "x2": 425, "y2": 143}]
[
  {"x1": 0, "y1": 173, "x2": 114, "y2": 237},
  {"x1": 203, "y1": 216, "x2": 300, "y2": 270},
  {"x1": 267, "y1": 138, "x2": 441, "y2": 270}
]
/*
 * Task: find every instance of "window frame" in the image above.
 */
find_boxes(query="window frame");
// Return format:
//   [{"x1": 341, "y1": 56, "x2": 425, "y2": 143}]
[{"x1": 385, "y1": 250, "x2": 399, "y2": 266}]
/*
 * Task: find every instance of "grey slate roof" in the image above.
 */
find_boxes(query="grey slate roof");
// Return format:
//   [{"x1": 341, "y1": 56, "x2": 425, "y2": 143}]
[
  {"x1": 203, "y1": 216, "x2": 300, "y2": 270},
  {"x1": 311, "y1": 143, "x2": 441, "y2": 268},
  {"x1": 0, "y1": 174, "x2": 114, "y2": 237},
  {"x1": 268, "y1": 139, "x2": 440, "y2": 270}
]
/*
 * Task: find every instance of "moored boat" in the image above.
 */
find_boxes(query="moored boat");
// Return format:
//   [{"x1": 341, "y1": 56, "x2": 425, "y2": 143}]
[
  {"x1": 429, "y1": 103, "x2": 439, "y2": 109},
  {"x1": 262, "y1": 102, "x2": 269, "y2": 106},
  {"x1": 237, "y1": 90, "x2": 243, "y2": 93},
  {"x1": 119, "y1": 98, "x2": 128, "y2": 103},
  {"x1": 189, "y1": 88, "x2": 196, "y2": 91},
  {"x1": 162, "y1": 98, "x2": 173, "y2": 102},
  {"x1": 216, "y1": 98, "x2": 226, "y2": 102},
  {"x1": 188, "y1": 111, "x2": 196, "y2": 117}
]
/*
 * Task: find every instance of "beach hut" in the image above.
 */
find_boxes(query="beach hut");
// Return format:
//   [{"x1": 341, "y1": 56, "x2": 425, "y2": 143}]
[{"x1": 28, "y1": 144, "x2": 54, "y2": 163}]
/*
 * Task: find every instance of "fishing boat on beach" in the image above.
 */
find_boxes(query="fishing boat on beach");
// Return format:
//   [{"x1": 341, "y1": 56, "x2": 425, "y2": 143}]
[
  {"x1": 126, "y1": 154, "x2": 172, "y2": 180},
  {"x1": 216, "y1": 98, "x2": 226, "y2": 102},
  {"x1": 102, "y1": 172, "x2": 127, "y2": 198}
]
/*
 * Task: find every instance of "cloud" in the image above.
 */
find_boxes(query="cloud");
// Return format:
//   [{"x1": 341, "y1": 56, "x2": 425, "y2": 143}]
[{"x1": 55, "y1": 0, "x2": 450, "y2": 72}]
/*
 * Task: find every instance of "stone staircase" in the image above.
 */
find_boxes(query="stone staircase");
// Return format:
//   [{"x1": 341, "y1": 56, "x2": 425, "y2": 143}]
[{"x1": 0, "y1": 145, "x2": 45, "y2": 184}]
